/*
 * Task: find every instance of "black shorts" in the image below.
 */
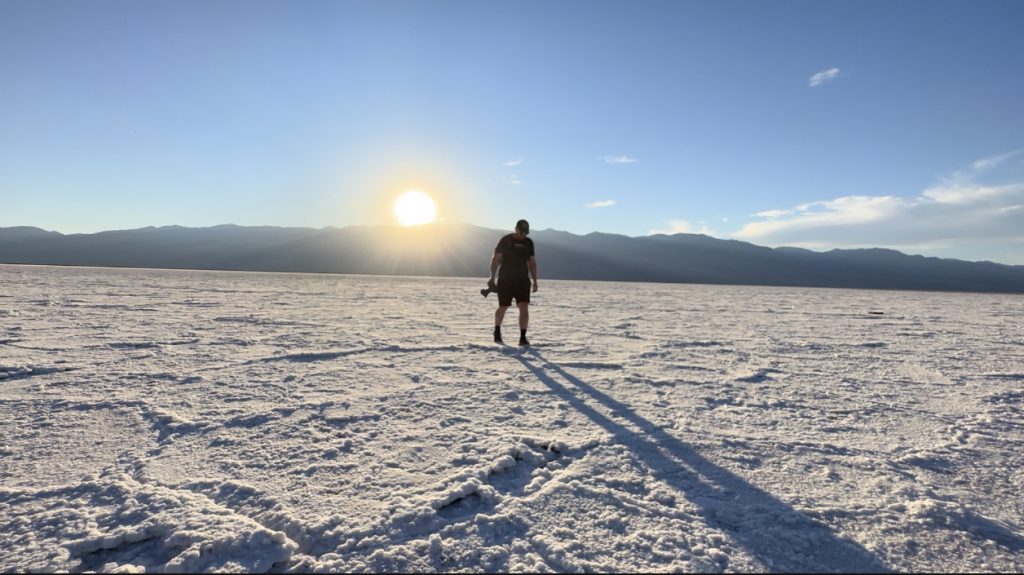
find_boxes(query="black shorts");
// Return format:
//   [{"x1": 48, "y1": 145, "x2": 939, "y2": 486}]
[{"x1": 497, "y1": 279, "x2": 531, "y2": 307}]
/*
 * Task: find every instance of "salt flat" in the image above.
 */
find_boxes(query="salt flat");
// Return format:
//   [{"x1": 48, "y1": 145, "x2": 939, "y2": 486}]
[{"x1": 1, "y1": 264, "x2": 1022, "y2": 572}]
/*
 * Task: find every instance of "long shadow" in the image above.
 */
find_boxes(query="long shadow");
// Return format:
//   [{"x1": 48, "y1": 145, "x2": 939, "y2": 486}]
[{"x1": 514, "y1": 350, "x2": 890, "y2": 573}]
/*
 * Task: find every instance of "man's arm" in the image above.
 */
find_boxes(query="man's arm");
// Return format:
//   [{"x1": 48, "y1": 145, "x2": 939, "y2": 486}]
[
  {"x1": 490, "y1": 252, "x2": 502, "y2": 283},
  {"x1": 528, "y1": 256, "x2": 538, "y2": 292}
]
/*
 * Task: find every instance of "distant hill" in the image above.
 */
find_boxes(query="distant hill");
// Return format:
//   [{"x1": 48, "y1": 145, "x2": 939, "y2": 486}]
[{"x1": 2, "y1": 223, "x2": 1023, "y2": 293}]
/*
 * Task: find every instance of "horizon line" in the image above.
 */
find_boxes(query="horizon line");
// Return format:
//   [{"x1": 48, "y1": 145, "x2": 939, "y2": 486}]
[{"x1": 1, "y1": 222, "x2": 1020, "y2": 268}]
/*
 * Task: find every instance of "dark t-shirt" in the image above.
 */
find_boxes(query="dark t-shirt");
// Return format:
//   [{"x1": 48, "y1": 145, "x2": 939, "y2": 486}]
[{"x1": 495, "y1": 233, "x2": 535, "y2": 282}]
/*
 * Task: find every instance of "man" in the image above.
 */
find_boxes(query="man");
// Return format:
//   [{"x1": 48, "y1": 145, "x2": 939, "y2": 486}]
[{"x1": 489, "y1": 219, "x2": 538, "y2": 346}]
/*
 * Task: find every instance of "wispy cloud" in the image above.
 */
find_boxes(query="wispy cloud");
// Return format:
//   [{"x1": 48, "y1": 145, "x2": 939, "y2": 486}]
[
  {"x1": 971, "y1": 150, "x2": 1021, "y2": 171},
  {"x1": 732, "y1": 152, "x2": 1024, "y2": 257},
  {"x1": 648, "y1": 219, "x2": 715, "y2": 236},
  {"x1": 921, "y1": 183, "x2": 1008, "y2": 205},
  {"x1": 503, "y1": 175, "x2": 522, "y2": 185},
  {"x1": 585, "y1": 200, "x2": 616, "y2": 208},
  {"x1": 504, "y1": 157, "x2": 525, "y2": 167},
  {"x1": 602, "y1": 155, "x2": 638, "y2": 164},
  {"x1": 809, "y1": 67, "x2": 840, "y2": 87},
  {"x1": 755, "y1": 209, "x2": 794, "y2": 218}
]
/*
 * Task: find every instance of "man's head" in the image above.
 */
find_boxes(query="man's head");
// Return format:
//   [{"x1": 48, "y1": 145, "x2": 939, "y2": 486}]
[{"x1": 515, "y1": 219, "x2": 530, "y2": 236}]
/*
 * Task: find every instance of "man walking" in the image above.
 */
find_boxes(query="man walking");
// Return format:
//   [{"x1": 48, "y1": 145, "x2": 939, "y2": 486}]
[{"x1": 489, "y1": 219, "x2": 538, "y2": 346}]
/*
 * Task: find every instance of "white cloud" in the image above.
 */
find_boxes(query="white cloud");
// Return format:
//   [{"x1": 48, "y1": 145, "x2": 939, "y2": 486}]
[
  {"x1": 755, "y1": 209, "x2": 794, "y2": 218},
  {"x1": 971, "y1": 150, "x2": 1021, "y2": 171},
  {"x1": 504, "y1": 157, "x2": 525, "y2": 167},
  {"x1": 585, "y1": 200, "x2": 617, "y2": 208},
  {"x1": 736, "y1": 196, "x2": 907, "y2": 242},
  {"x1": 602, "y1": 155, "x2": 638, "y2": 164},
  {"x1": 732, "y1": 154, "x2": 1024, "y2": 258},
  {"x1": 921, "y1": 183, "x2": 1009, "y2": 204},
  {"x1": 648, "y1": 219, "x2": 715, "y2": 236},
  {"x1": 503, "y1": 175, "x2": 522, "y2": 185},
  {"x1": 809, "y1": 67, "x2": 840, "y2": 87}
]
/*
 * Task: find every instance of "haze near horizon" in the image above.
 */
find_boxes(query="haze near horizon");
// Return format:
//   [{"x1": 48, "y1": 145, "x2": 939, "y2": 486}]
[{"x1": 2, "y1": 0, "x2": 1023, "y2": 264}]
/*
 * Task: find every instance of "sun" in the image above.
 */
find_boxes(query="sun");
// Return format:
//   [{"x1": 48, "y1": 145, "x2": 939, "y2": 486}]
[{"x1": 393, "y1": 190, "x2": 437, "y2": 226}]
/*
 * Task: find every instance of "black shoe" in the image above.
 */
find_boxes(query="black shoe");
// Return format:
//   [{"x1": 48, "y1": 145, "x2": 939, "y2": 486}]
[
  {"x1": 518, "y1": 335, "x2": 530, "y2": 347},
  {"x1": 494, "y1": 327, "x2": 503, "y2": 344}
]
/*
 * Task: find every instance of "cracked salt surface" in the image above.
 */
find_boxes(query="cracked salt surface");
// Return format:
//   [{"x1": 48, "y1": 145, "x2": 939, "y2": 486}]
[{"x1": 1, "y1": 264, "x2": 1023, "y2": 572}]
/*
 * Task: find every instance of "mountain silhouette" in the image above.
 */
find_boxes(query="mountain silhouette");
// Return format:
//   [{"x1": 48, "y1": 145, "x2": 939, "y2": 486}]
[{"x1": 2, "y1": 223, "x2": 1022, "y2": 293}]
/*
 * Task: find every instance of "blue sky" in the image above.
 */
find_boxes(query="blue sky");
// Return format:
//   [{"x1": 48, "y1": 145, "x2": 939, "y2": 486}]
[{"x1": 2, "y1": 0, "x2": 1023, "y2": 263}]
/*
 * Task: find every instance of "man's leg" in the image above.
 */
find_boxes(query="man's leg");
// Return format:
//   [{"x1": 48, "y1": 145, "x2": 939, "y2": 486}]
[
  {"x1": 494, "y1": 305, "x2": 508, "y2": 343},
  {"x1": 517, "y1": 301, "x2": 530, "y2": 346}
]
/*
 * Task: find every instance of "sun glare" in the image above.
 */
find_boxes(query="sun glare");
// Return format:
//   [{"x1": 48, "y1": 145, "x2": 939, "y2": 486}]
[{"x1": 393, "y1": 190, "x2": 437, "y2": 226}]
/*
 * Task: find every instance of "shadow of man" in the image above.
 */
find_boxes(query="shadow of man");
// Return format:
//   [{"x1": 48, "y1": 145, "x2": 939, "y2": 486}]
[{"x1": 514, "y1": 349, "x2": 891, "y2": 573}]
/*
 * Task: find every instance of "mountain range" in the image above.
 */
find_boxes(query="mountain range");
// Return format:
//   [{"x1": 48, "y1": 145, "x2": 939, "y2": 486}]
[{"x1": 2, "y1": 223, "x2": 1023, "y2": 294}]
